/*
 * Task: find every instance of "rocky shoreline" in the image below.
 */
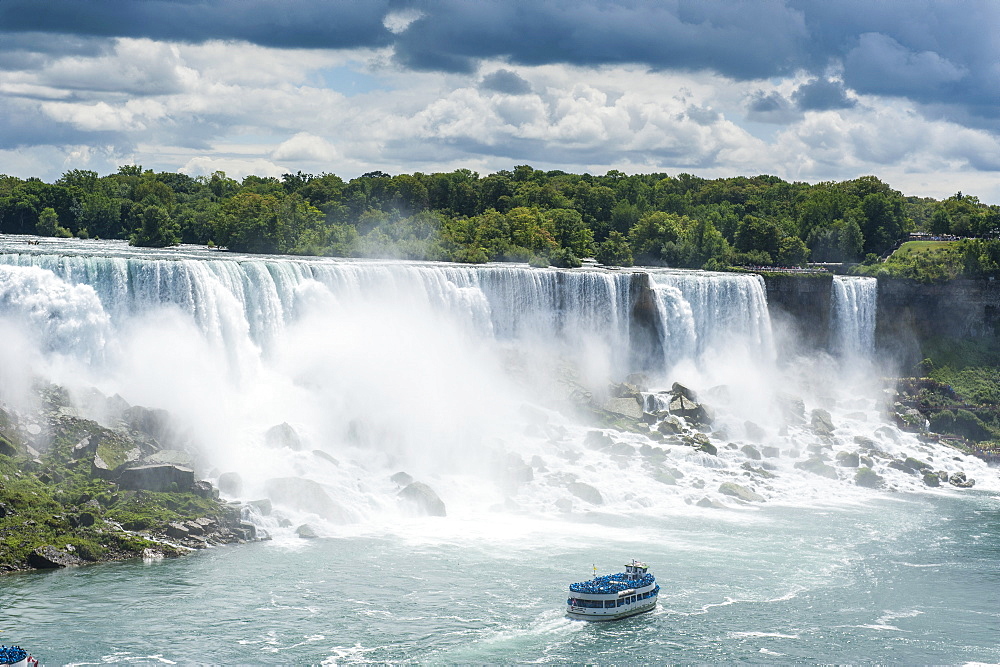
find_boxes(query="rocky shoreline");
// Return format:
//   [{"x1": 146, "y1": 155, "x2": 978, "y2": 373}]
[{"x1": 0, "y1": 383, "x2": 261, "y2": 574}]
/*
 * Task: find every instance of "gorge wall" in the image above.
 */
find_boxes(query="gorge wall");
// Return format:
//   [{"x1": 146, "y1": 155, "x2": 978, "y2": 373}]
[{"x1": 761, "y1": 273, "x2": 1000, "y2": 366}]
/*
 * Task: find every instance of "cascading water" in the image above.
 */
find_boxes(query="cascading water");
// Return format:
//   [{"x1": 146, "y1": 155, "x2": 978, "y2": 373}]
[
  {"x1": 2, "y1": 237, "x2": 998, "y2": 664},
  {"x1": 647, "y1": 269, "x2": 773, "y2": 371},
  {"x1": 831, "y1": 275, "x2": 878, "y2": 357}
]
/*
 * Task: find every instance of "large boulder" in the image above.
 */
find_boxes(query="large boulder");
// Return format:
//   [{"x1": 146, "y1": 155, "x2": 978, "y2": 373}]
[
  {"x1": 584, "y1": 430, "x2": 613, "y2": 450},
  {"x1": 854, "y1": 467, "x2": 884, "y2": 489},
  {"x1": 264, "y1": 477, "x2": 351, "y2": 522},
  {"x1": 810, "y1": 409, "x2": 835, "y2": 436},
  {"x1": 835, "y1": 451, "x2": 860, "y2": 468},
  {"x1": 794, "y1": 456, "x2": 839, "y2": 479},
  {"x1": 398, "y1": 482, "x2": 447, "y2": 517},
  {"x1": 118, "y1": 464, "x2": 195, "y2": 492},
  {"x1": 28, "y1": 546, "x2": 84, "y2": 569},
  {"x1": 604, "y1": 397, "x2": 643, "y2": 420},
  {"x1": 567, "y1": 481, "x2": 604, "y2": 505},
  {"x1": 264, "y1": 422, "x2": 302, "y2": 451},
  {"x1": 668, "y1": 394, "x2": 710, "y2": 424},
  {"x1": 949, "y1": 471, "x2": 976, "y2": 488},
  {"x1": 718, "y1": 482, "x2": 765, "y2": 502},
  {"x1": 123, "y1": 405, "x2": 174, "y2": 446},
  {"x1": 741, "y1": 445, "x2": 762, "y2": 460}
]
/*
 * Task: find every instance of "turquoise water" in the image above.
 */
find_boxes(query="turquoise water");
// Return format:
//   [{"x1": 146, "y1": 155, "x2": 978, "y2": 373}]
[
  {"x1": 0, "y1": 239, "x2": 998, "y2": 663},
  {"x1": 4, "y1": 491, "x2": 998, "y2": 664}
]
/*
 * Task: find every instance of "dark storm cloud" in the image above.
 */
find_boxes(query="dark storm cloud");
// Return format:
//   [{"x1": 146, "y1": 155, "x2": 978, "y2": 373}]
[
  {"x1": 0, "y1": 0, "x2": 395, "y2": 50},
  {"x1": 793, "y1": 78, "x2": 856, "y2": 111},
  {"x1": 479, "y1": 69, "x2": 531, "y2": 95},
  {"x1": 2, "y1": 0, "x2": 998, "y2": 116}
]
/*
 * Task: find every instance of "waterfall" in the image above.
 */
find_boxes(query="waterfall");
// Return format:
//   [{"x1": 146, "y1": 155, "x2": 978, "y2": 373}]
[
  {"x1": 647, "y1": 269, "x2": 774, "y2": 372},
  {"x1": 4, "y1": 238, "x2": 979, "y2": 532},
  {"x1": 831, "y1": 276, "x2": 878, "y2": 357}
]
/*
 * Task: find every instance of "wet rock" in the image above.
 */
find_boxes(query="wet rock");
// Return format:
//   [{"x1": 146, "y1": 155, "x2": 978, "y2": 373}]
[
  {"x1": 608, "y1": 442, "x2": 635, "y2": 457},
  {"x1": 949, "y1": 471, "x2": 975, "y2": 488},
  {"x1": 399, "y1": 482, "x2": 447, "y2": 517},
  {"x1": 854, "y1": 467, "x2": 884, "y2": 489},
  {"x1": 654, "y1": 470, "x2": 678, "y2": 486},
  {"x1": 922, "y1": 472, "x2": 941, "y2": 487},
  {"x1": 265, "y1": 422, "x2": 302, "y2": 451},
  {"x1": 903, "y1": 457, "x2": 931, "y2": 473},
  {"x1": 604, "y1": 397, "x2": 643, "y2": 420},
  {"x1": 761, "y1": 446, "x2": 781, "y2": 458},
  {"x1": 28, "y1": 546, "x2": 84, "y2": 569},
  {"x1": 657, "y1": 417, "x2": 684, "y2": 435},
  {"x1": 191, "y1": 480, "x2": 218, "y2": 500},
  {"x1": 741, "y1": 463, "x2": 776, "y2": 479},
  {"x1": 165, "y1": 522, "x2": 190, "y2": 538},
  {"x1": 530, "y1": 455, "x2": 547, "y2": 471},
  {"x1": 743, "y1": 421, "x2": 766, "y2": 443},
  {"x1": 671, "y1": 382, "x2": 697, "y2": 401},
  {"x1": 741, "y1": 445, "x2": 762, "y2": 460},
  {"x1": 555, "y1": 498, "x2": 573, "y2": 512},
  {"x1": 296, "y1": 524, "x2": 318, "y2": 539},
  {"x1": 776, "y1": 394, "x2": 805, "y2": 424},
  {"x1": 247, "y1": 499, "x2": 273, "y2": 516},
  {"x1": 794, "y1": 457, "x2": 839, "y2": 479},
  {"x1": 567, "y1": 482, "x2": 604, "y2": 505},
  {"x1": 390, "y1": 471, "x2": 414, "y2": 487},
  {"x1": 718, "y1": 482, "x2": 765, "y2": 502},
  {"x1": 696, "y1": 441, "x2": 718, "y2": 456},
  {"x1": 810, "y1": 409, "x2": 835, "y2": 436},
  {"x1": 669, "y1": 395, "x2": 709, "y2": 424},
  {"x1": 502, "y1": 452, "x2": 534, "y2": 489},
  {"x1": 696, "y1": 496, "x2": 727, "y2": 509},
  {"x1": 143, "y1": 449, "x2": 193, "y2": 468},
  {"x1": 265, "y1": 477, "x2": 351, "y2": 523},
  {"x1": 123, "y1": 405, "x2": 174, "y2": 446},
  {"x1": 118, "y1": 464, "x2": 195, "y2": 492},
  {"x1": 218, "y1": 471, "x2": 243, "y2": 496},
  {"x1": 625, "y1": 373, "x2": 650, "y2": 392},
  {"x1": 584, "y1": 430, "x2": 613, "y2": 450},
  {"x1": 312, "y1": 450, "x2": 339, "y2": 466},
  {"x1": 888, "y1": 460, "x2": 914, "y2": 474},
  {"x1": 835, "y1": 451, "x2": 860, "y2": 468}
]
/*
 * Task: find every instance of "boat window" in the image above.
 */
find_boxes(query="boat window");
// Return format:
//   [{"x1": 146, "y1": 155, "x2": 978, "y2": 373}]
[{"x1": 604, "y1": 600, "x2": 615, "y2": 608}]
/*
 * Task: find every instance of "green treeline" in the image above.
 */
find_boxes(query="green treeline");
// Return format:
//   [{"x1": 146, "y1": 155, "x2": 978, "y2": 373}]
[{"x1": 2, "y1": 166, "x2": 999, "y2": 274}]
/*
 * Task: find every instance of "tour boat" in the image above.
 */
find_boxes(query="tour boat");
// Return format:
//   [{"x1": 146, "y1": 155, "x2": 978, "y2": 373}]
[
  {"x1": 566, "y1": 559, "x2": 659, "y2": 621},
  {"x1": 0, "y1": 645, "x2": 36, "y2": 667}
]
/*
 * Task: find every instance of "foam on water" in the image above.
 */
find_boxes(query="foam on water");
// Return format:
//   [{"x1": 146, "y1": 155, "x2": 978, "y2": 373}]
[{"x1": 0, "y1": 237, "x2": 994, "y2": 541}]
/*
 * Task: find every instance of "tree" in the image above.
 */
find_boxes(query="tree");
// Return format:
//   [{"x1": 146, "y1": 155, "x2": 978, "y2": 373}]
[
  {"x1": 130, "y1": 205, "x2": 179, "y2": 247},
  {"x1": 35, "y1": 207, "x2": 60, "y2": 237},
  {"x1": 596, "y1": 231, "x2": 633, "y2": 267}
]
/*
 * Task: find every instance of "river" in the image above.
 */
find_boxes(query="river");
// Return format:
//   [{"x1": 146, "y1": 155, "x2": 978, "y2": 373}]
[{"x1": 0, "y1": 237, "x2": 997, "y2": 663}]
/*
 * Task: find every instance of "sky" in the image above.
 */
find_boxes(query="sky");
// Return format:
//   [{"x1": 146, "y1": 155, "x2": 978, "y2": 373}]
[{"x1": 1, "y1": 0, "x2": 999, "y2": 202}]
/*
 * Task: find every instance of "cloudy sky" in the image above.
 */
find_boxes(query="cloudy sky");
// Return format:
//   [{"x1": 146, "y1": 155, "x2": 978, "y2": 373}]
[{"x1": 2, "y1": 0, "x2": 999, "y2": 201}]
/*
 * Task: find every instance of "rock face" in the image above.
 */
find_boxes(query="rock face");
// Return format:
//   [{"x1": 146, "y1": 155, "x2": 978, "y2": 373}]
[
  {"x1": 398, "y1": 482, "x2": 447, "y2": 517},
  {"x1": 296, "y1": 524, "x2": 318, "y2": 539},
  {"x1": 390, "y1": 471, "x2": 414, "y2": 487},
  {"x1": 118, "y1": 464, "x2": 195, "y2": 492},
  {"x1": 265, "y1": 477, "x2": 351, "y2": 523}
]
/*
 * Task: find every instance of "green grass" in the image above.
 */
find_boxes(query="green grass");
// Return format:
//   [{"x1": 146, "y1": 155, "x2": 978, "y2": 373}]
[{"x1": 892, "y1": 240, "x2": 957, "y2": 258}]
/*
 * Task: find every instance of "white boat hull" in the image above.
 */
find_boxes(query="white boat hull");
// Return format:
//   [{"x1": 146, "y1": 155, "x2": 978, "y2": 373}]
[{"x1": 567, "y1": 596, "x2": 657, "y2": 621}]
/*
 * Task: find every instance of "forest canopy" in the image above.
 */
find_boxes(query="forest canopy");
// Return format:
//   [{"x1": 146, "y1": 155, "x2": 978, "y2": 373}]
[{"x1": 2, "y1": 166, "x2": 998, "y2": 277}]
